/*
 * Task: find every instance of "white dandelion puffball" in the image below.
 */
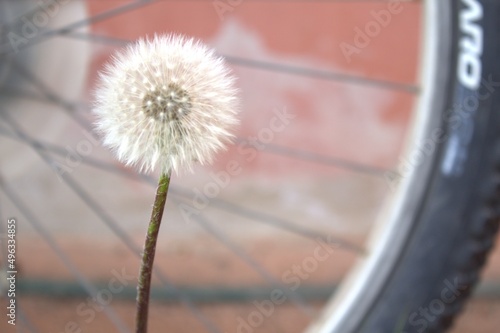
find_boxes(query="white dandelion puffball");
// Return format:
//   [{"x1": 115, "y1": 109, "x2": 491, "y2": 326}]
[{"x1": 93, "y1": 34, "x2": 239, "y2": 174}]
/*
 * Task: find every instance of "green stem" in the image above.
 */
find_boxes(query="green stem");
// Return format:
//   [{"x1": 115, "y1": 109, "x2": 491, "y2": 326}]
[{"x1": 135, "y1": 172, "x2": 171, "y2": 333}]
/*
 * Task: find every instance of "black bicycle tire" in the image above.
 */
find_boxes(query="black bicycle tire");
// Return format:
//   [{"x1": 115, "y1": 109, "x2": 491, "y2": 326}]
[{"x1": 356, "y1": 1, "x2": 500, "y2": 332}]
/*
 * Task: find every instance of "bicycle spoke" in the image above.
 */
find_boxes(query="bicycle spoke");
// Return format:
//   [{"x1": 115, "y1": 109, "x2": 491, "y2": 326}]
[
  {"x1": 1, "y1": 123, "x2": 318, "y2": 318},
  {"x1": 0, "y1": 127, "x2": 366, "y2": 255},
  {"x1": 7, "y1": 59, "x2": 97, "y2": 136},
  {"x1": 170, "y1": 186, "x2": 366, "y2": 254},
  {"x1": 0, "y1": 128, "x2": 126, "y2": 177},
  {"x1": 0, "y1": 87, "x2": 47, "y2": 103},
  {"x1": 5, "y1": 26, "x2": 407, "y2": 180},
  {"x1": 3, "y1": 56, "x2": 374, "y2": 260},
  {"x1": 238, "y1": 139, "x2": 391, "y2": 176},
  {"x1": 59, "y1": 31, "x2": 418, "y2": 93},
  {"x1": 225, "y1": 55, "x2": 418, "y2": 93},
  {"x1": 6, "y1": 106, "x2": 340, "y2": 321},
  {"x1": 16, "y1": 304, "x2": 40, "y2": 333},
  {"x1": 64, "y1": 31, "x2": 130, "y2": 46},
  {"x1": 0, "y1": 0, "x2": 157, "y2": 55},
  {"x1": 1, "y1": 112, "x2": 222, "y2": 333},
  {"x1": 172, "y1": 196, "x2": 316, "y2": 317},
  {"x1": 9, "y1": 60, "x2": 77, "y2": 109},
  {"x1": 0, "y1": 163, "x2": 130, "y2": 333},
  {"x1": 7, "y1": 54, "x2": 394, "y2": 180}
]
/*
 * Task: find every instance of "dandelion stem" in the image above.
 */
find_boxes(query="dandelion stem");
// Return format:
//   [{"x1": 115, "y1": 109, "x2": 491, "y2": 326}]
[{"x1": 135, "y1": 171, "x2": 171, "y2": 333}]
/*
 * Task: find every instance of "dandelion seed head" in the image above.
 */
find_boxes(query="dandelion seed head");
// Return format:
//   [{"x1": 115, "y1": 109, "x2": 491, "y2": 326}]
[
  {"x1": 92, "y1": 34, "x2": 239, "y2": 174},
  {"x1": 141, "y1": 83, "x2": 192, "y2": 122}
]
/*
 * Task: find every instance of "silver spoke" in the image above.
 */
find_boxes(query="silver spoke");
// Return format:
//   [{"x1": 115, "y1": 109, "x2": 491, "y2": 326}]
[
  {"x1": 225, "y1": 55, "x2": 418, "y2": 93},
  {"x1": 59, "y1": 32, "x2": 418, "y2": 93},
  {"x1": 172, "y1": 196, "x2": 316, "y2": 317},
  {"x1": 0, "y1": 0, "x2": 157, "y2": 54},
  {"x1": 1, "y1": 112, "x2": 222, "y2": 333},
  {"x1": 0, "y1": 128, "x2": 365, "y2": 254},
  {"x1": 234, "y1": 138, "x2": 391, "y2": 176},
  {"x1": 171, "y1": 186, "x2": 366, "y2": 254},
  {"x1": 0, "y1": 124, "x2": 315, "y2": 320},
  {"x1": 1, "y1": 61, "x2": 378, "y2": 257},
  {"x1": 16, "y1": 304, "x2": 40, "y2": 333},
  {"x1": 0, "y1": 159, "x2": 131, "y2": 333}
]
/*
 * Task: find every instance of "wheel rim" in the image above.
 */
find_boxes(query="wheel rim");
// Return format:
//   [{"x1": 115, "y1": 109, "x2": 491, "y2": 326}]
[{"x1": 305, "y1": 1, "x2": 453, "y2": 332}]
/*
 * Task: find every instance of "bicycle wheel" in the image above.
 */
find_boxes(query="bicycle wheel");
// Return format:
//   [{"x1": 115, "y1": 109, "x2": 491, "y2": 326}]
[
  {"x1": 309, "y1": 1, "x2": 500, "y2": 332},
  {"x1": 0, "y1": 1, "x2": 499, "y2": 333}
]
